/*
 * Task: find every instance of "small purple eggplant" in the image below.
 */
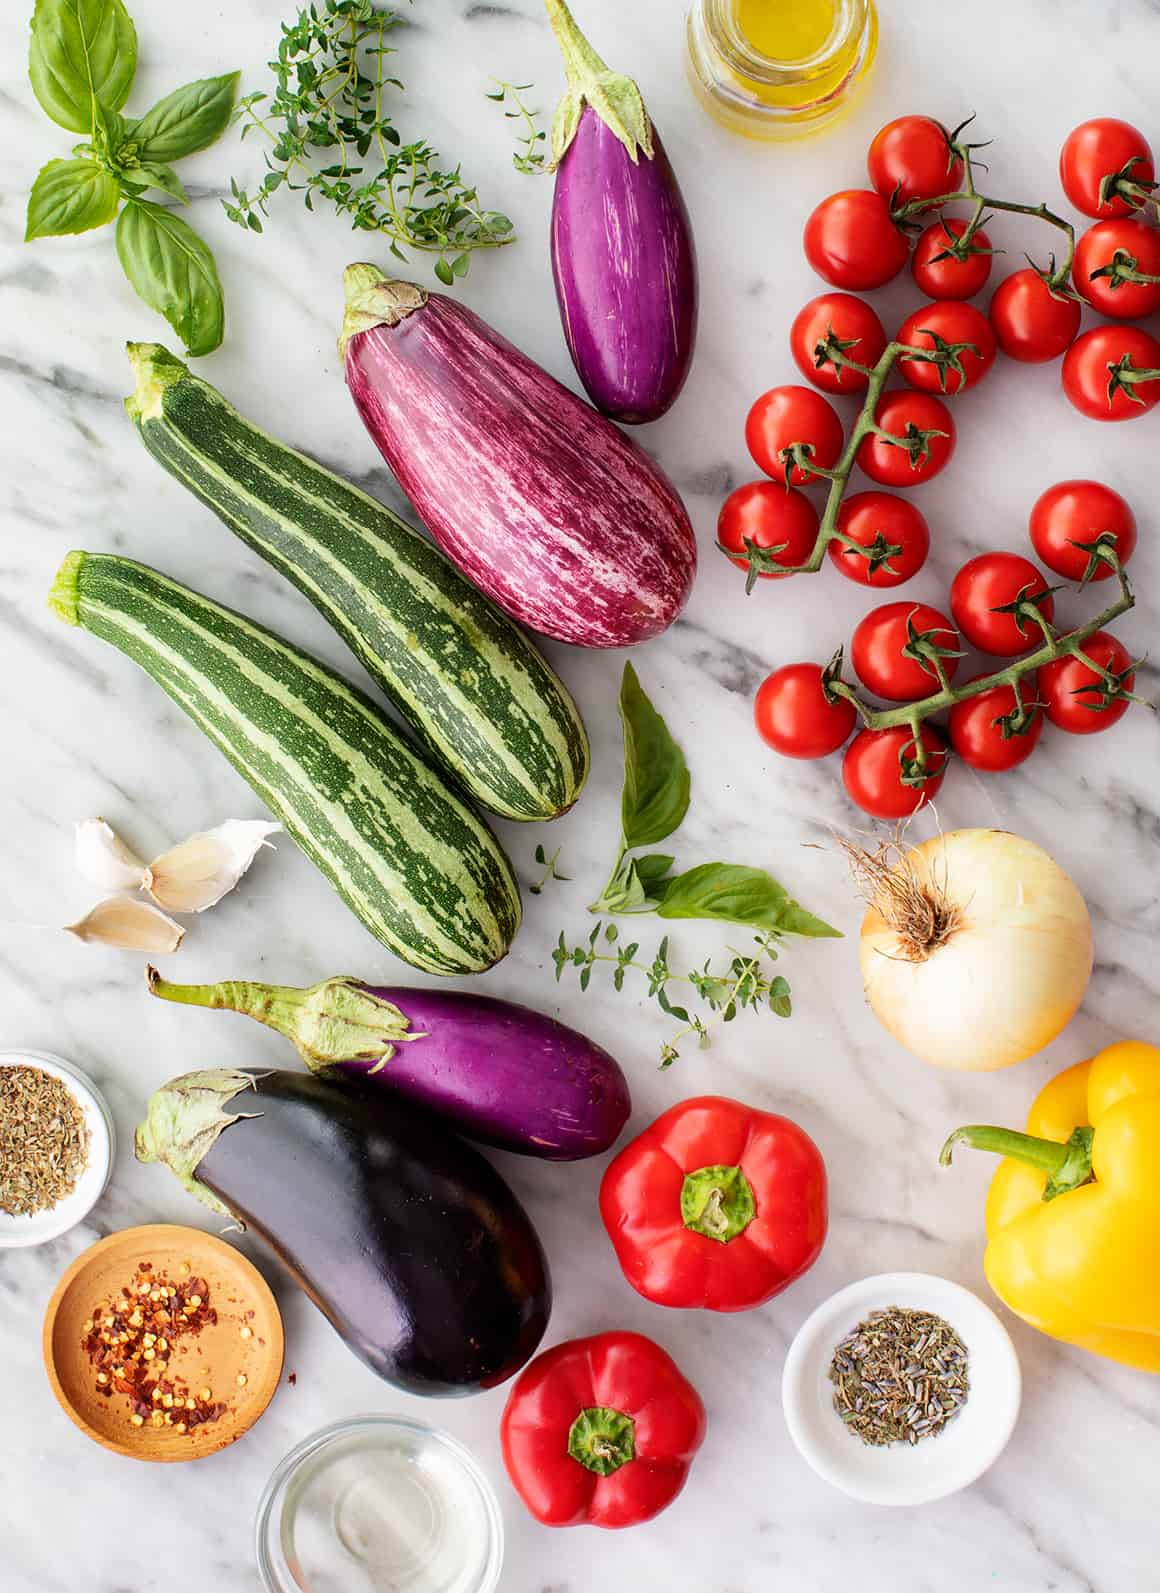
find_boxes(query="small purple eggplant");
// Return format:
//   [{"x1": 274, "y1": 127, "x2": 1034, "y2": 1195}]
[
  {"x1": 544, "y1": 0, "x2": 698, "y2": 423},
  {"x1": 147, "y1": 967, "x2": 631, "y2": 1161}
]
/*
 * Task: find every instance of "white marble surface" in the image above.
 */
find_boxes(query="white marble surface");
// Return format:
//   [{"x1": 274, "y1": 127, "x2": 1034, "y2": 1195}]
[{"x1": 3, "y1": 0, "x2": 1160, "y2": 1588}]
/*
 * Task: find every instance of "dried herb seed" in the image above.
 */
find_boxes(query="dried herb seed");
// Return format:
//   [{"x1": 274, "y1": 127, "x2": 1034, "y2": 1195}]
[
  {"x1": 829, "y1": 1306, "x2": 969, "y2": 1448},
  {"x1": 0, "y1": 1065, "x2": 90, "y2": 1216}
]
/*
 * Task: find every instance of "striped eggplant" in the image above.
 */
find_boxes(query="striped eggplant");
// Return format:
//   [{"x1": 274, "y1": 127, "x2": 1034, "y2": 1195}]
[
  {"x1": 340, "y1": 268, "x2": 697, "y2": 650},
  {"x1": 544, "y1": 0, "x2": 698, "y2": 423},
  {"x1": 124, "y1": 342, "x2": 589, "y2": 824},
  {"x1": 48, "y1": 552, "x2": 520, "y2": 974}
]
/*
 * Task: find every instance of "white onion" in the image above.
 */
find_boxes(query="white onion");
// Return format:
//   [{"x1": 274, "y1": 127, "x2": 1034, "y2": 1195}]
[{"x1": 855, "y1": 828, "x2": 1092, "y2": 1071}]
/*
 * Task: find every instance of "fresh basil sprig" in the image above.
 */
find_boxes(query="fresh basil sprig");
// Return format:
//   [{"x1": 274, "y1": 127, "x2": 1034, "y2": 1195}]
[{"x1": 25, "y1": 0, "x2": 236, "y2": 357}]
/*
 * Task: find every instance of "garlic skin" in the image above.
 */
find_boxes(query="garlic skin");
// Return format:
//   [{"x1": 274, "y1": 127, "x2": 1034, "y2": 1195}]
[
  {"x1": 66, "y1": 897, "x2": 186, "y2": 953},
  {"x1": 143, "y1": 820, "x2": 281, "y2": 914},
  {"x1": 74, "y1": 818, "x2": 147, "y2": 893}
]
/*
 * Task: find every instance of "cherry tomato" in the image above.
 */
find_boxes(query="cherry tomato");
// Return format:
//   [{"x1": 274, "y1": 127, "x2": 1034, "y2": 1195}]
[
  {"x1": 947, "y1": 677, "x2": 1044, "y2": 771},
  {"x1": 1060, "y1": 118, "x2": 1155, "y2": 218},
  {"x1": 717, "y1": 482, "x2": 819, "y2": 577},
  {"x1": 1039, "y1": 632, "x2": 1136, "y2": 734},
  {"x1": 911, "y1": 218, "x2": 993, "y2": 300},
  {"x1": 803, "y1": 191, "x2": 909, "y2": 291},
  {"x1": 850, "y1": 601, "x2": 961, "y2": 702},
  {"x1": 842, "y1": 724, "x2": 947, "y2": 819},
  {"x1": 1072, "y1": 218, "x2": 1160, "y2": 319},
  {"x1": 1061, "y1": 325, "x2": 1160, "y2": 421},
  {"x1": 949, "y1": 552, "x2": 1055, "y2": 656},
  {"x1": 745, "y1": 386, "x2": 844, "y2": 485},
  {"x1": 789, "y1": 293, "x2": 887, "y2": 395},
  {"x1": 989, "y1": 269, "x2": 1081, "y2": 363},
  {"x1": 830, "y1": 492, "x2": 930, "y2": 587},
  {"x1": 1029, "y1": 480, "x2": 1137, "y2": 581},
  {"x1": 897, "y1": 301, "x2": 997, "y2": 393},
  {"x1": 753, "y1": 663, "x2": 857, "y2": 759},
  {"x1": 857, "y1": 391, "x2": 955, "y2": 487},
  {"x1": 867, "y1": 116, "x2": 963, "y2": 205}
]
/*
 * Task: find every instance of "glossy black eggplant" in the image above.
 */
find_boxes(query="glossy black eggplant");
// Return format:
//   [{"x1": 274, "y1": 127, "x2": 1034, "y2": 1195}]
[{"x1": 135, "y1": 1068, "x2": 551, "y2": 1396}]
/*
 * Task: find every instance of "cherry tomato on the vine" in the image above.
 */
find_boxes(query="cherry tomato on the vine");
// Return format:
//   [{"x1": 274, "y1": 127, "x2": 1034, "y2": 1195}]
[
  {"x1": 1072, "y1": 218, "x2": 1160, "y2": 320},
  {"x1": 842, "y1": 724, "x2": 948, "y2": 819},
  {"x1": 1061, "y1": 325, "x2": 1160, "y2": 421},
  {"x1": 897, "y1": 301, "x2": 997, "y2": 393},
  {"x1": 753, "y1": 663, "x2": 857, "y2": 759},
  {"x1": 789, "y1": 293, "x2": 887, "y2": 395},
  {"x1": 867, "y1": 115, "x2": 963, "y2": 205},
  {"x1": 948, "y1": 678, "x2": 1044, "y2": 772},
  {"x1": 1039, "y1": 632, "x2": 1136, "y2": 734},
  {"x1": 850, "y1": 601, "x2": 961, "y2": 702},
  {"x1": 830, "y1": 492, "x2": 930, "y2": 587},
  {"x1": 911, "y1": 218, "x2": 993, "y2": 300},
  {"x1": 803, "y1": 191, "x2": 909, "y2": 291},
  {"x1": 857, "y1": 391, "x2": 956, "y2": 487},
  {"x1": 717, "y1": 482, "x2": 819, "y2": 577},
  {"x1": 745, "y1": 386, "x2": 844, "y2": 484},
  {"x1": 989, "y1": 269, "x2": 1081, "y2": 363},
  {"x1": 1060, "y1": 118, "x2": 1155, "y2": 218},
  {"x1": 1029, "y1": 480, "x2": 1137, "y2": 581},
  {"x1": 949, "y1": 552, "x2": 1055, "y2": 656}
]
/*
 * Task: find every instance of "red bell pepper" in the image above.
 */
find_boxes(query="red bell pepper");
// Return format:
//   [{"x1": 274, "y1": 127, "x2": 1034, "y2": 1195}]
[
  {"x1": 500, "y1": 1330, "x2": 706, "y2": 1529},
  {"x1": 600, "y1": 1094, "x2": 826, "y2": 1312}
]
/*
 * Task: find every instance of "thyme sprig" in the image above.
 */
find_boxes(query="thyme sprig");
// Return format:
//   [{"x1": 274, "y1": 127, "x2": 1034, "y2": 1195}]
[
  {"x1": 553, "y1": 922, "x2": 791, "y2": 1068},
  {"x1": 529, "y1": 844, "x2": 570, "y2": 896},
  {"x1": 486, "y1": 80, "x2": 548, "y2": 174},
  {"x1": 225, "y1": 0, "x2": 514, "y2": 283}
]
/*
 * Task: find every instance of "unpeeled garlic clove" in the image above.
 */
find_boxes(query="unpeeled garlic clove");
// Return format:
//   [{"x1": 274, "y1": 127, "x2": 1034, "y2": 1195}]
[
  {"x1": 65, "y1": 897, "x2": 186, "y2": 953},
  {"x1": 143, "y1": 820, "x2": 281, "y2": 914},
  {"x1": 74, "y1": 818, "x2": 148, "y2": 893}
]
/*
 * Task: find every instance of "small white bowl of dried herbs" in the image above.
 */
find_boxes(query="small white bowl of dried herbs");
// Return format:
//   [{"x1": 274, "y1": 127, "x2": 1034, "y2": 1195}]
[
  {"x1": 782, "y1": 1271, "x2": 1022, "y2": 1505},
  {"x1": 0, "y1": 1051, "x2": 114, "y2": 1248}
]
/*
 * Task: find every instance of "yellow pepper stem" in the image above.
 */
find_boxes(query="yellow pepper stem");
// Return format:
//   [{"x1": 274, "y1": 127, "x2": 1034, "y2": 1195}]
[{"x1": 940, "y1": 1124, "x2": 1095, "y2": 1203}]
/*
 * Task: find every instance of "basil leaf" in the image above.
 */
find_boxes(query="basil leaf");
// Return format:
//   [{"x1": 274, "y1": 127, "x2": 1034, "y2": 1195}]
[
  {"x1": 29, "y1": 0, "x2": 137, "y2": 135},
  {"x1": 634, "y1": 853, "x2": 676, "y2": 886},
  {"x1": 656, "y1": 863, "x2": 841, "y2": 937},
  {"x1": 25, "y1": 157, "x2": 120, "y2": 240},
  {"x1": 133, "y1": 161, "x2": 188, "y2": 203},
  {"x1": 619, "y1": 662, "x2": 690, "y2": 850},
  {"x1": 133, "y1": 73, "x2": 240, "y2": 163},
  {"x1": 115, "y1": 199, "x2": 223, "y2": 357}
]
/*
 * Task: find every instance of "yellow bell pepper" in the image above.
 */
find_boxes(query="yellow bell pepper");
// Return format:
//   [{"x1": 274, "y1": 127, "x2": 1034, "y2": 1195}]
[{"x1": 941, "y1": 1040, "x2": 1160, "y2": 1372}]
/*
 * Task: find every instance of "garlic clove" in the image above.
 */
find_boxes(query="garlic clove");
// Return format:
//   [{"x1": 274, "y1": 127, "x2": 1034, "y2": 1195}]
[
  {"x1": 66, "y1": 896, "x2": 186, "y2": 953},
  {"x1": 74, "y1": 818, "x2": 148, "y2": 893},
  {"x1": 143, "y1": 820, "x2": 281, "y2": 914}
]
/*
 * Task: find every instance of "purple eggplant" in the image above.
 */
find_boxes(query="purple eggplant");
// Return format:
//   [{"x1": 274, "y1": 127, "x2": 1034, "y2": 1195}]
[
  {"x1": 339, "y1": 267, "x2": 696, "y2": 649},
  {"x1": 545, "y1": 0, "x2": 698, "y2": 423},
  {"x1": 147, "y1": 968, "x2": 631, "y2": 1160}
]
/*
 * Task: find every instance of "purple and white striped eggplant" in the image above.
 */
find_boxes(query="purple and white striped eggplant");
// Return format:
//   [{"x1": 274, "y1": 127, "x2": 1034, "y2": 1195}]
[{"x1": 340, "y1": 267, "x2": 696, "y2": 649}]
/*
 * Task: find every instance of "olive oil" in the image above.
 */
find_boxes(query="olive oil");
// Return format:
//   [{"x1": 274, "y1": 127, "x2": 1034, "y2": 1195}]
[{"x1": 733, "y1": 0, "x2": 836, "y2": 61}]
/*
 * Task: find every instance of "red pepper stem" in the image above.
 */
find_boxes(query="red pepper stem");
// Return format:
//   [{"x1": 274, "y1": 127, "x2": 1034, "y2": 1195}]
[
  {"x1": 568, "y1": 1406, "x2": 636, "y2": 1475},
  {"x1": 939, "y1": 1124, "x2": 1095, "y2": 1202},
  {"x1": 680, "y1": 1163, "x2": 756, "y2": 1242}
]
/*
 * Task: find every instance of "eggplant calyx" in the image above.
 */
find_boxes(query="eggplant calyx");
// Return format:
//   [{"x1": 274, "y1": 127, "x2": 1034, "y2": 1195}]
[
  {"x1": 134, "y1": 1069, "x2": 264, "y2": 1222},
  {"x1": 544, "y1": 0, "x2": 653, "y2": 166},
  {"x1": 124, "y1": 341, "x2": 188, "y2": 425},
  {"x1": 339, "y1": 265, "x2": 428, "y2": 359}
]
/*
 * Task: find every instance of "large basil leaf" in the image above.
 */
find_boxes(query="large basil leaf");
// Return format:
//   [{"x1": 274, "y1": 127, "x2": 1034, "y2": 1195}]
[
  {"x1": 115, "y1": 200, "x2": 223, "y2": 356},
  {"x1": 29, "y1": 0, "x2": 137, "y2": 134},
  {"x1": 25, "y1": 158, "x2": 120, "y2": 240},
  {"x1": 618, "y1": 662, "x2": 690, "y2": 850},
  {"x1": 133, "y1": 73, "x2": 239, "y2": 163},
  {"x1": 656, "y1": 863, "x2": 840, "y2": 937}
]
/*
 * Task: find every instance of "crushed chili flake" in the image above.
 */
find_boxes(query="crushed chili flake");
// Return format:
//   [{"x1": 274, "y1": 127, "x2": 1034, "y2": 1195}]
[{"x1": 81, "y1": 1262, "x2": 229, "y2": 1436}]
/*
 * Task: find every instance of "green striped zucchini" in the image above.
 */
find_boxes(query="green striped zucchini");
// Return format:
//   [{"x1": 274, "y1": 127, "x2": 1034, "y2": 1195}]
[
  {"x1": 124, "y1": 343, "x2": 589, "y2": 823},
  {"x1": 49, "y1": 551, "x2": 521, "y2": 975}
]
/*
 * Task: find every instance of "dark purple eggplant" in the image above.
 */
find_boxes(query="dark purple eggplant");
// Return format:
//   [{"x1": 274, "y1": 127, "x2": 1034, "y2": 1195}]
[
  {"x1": 135, "y1": 1068, "x2": 550, "y2": 1396},
  {"x1": 544, "y1": 0, "x2": 698, "y2": 423},
  {"x1": 146, "y1": 968, "x2": 631, "y2": 1160}
]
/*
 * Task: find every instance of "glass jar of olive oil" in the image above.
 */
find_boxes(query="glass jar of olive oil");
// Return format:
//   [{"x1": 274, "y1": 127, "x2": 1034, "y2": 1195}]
[{"x1": 687, "y1": 0, "x2": 878, "y2": 139}]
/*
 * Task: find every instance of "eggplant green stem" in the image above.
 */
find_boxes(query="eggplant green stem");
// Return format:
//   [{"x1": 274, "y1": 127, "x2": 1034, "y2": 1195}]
[
  {"x1": 338, "y1": 264, "x2": 427, "y2": 359},
  {"x1": 134, "y1": 1069, "x2": 263, "y2": 1221},
  {"x1": 940, "y1": 1123, "x2": 1096, "y2": 1202},
  {"x1": 543, "y1": 0, "x2": 653, "y2": 164}
]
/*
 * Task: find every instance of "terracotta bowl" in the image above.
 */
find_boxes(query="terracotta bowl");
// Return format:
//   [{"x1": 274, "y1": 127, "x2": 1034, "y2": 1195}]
[{"x1": 44, "y1": 1223, "x2": 284, "y2": 1462}]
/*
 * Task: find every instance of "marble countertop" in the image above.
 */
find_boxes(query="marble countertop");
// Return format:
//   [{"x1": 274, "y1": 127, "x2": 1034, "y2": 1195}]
[{"x1": 3, "y1": 0, "x2": 1159, "y2": 1588}]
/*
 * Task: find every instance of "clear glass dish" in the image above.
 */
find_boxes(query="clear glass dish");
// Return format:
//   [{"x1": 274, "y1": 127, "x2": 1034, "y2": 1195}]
[{"x1": 255, "y1": 1416, "x2": 504, "y2": 1593}]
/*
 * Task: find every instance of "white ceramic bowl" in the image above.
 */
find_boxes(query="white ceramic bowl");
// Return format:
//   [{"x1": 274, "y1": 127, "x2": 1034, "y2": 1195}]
[
  {"x1": 0, "y1": 1050, "x2": 114, "y2": 1248},
  {"x1": 782, "y1": 1271, "x2": 1021, "y2": 1506}
]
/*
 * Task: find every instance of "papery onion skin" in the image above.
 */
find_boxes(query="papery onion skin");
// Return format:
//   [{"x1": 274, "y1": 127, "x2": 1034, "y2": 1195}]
[{"x1": 859, "y1": 829, "x2": 1093, "y2": 1071}]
